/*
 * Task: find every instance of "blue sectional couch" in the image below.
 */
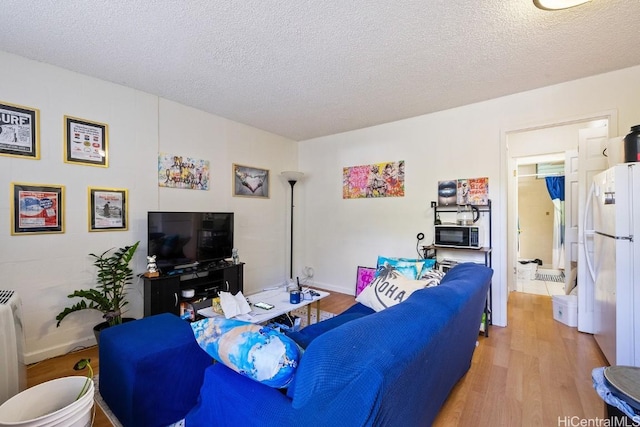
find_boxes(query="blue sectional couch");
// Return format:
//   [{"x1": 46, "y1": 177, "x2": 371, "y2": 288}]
[
  {"x1": 187, "y1": 262, "x2": 492, "y2": 426},
  {"x1": 99, "y1": 262, "x2": 492, "y2": 427}
]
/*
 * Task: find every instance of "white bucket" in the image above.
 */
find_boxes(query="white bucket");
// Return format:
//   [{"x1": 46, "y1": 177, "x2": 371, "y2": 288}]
[{"x1": 0, "y1": 376, "x2": 94, "y2": 427}]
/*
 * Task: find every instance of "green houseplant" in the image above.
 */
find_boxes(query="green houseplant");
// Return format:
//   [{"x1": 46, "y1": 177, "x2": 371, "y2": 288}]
[{"x1": 56, "y1": 241, "x2": 140, "y2": 330}]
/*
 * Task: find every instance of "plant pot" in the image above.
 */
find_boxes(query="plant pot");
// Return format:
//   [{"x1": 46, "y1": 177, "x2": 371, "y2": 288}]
[
  {"x1": 0, "y1": 376, "x2": 93, "y2": 427},
  {"x1": 93, "y1": 317, "x2": 136, "y2": 346}
]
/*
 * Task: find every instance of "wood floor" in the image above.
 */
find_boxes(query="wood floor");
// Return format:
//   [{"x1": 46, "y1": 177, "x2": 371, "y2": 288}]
[{"x1": 26, "y1": 290, "x2": 607, "y2": 427}]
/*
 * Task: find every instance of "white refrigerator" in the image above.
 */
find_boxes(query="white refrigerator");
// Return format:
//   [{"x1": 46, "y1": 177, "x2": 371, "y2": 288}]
[{"x1": 589, "y1": 163, "x2": 640, "y2": 366}]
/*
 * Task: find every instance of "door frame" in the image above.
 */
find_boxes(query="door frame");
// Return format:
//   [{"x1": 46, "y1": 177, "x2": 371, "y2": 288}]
[{"x1": 498, "y1": 110, "x2": 618, "y2": 327}]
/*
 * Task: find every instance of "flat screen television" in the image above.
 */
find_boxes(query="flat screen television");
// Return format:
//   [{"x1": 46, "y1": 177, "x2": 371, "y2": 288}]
[{"x1": 147, "y1": 211, "x2": 234, "y2": 271}]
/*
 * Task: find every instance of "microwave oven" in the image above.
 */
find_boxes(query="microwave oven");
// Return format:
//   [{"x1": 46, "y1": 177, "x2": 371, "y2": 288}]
[{"x1": 434, "y1": 225, "x2": 481, "y2": 249}]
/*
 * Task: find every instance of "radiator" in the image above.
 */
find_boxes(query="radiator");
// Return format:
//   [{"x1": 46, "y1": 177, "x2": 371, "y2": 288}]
[{"x1": 0, "y1": 290, "x2": 26, "y2": 405}]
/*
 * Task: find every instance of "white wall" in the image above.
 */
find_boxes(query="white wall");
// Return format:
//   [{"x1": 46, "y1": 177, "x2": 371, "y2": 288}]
[
  {"x1": 0, "y1": 51, "x2": 296, "y2": 363},
  {"x1": 298, "y1": 65, "x2": 640, "y2": 328},
  {"x1": 2, "y1": 48, "x2": 639, "y2": 361}
]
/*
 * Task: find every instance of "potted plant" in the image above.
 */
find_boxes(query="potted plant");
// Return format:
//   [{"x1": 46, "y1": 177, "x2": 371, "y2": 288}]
[{"x1": 56, "y1": 241, "x2": 140, "y2": 340}]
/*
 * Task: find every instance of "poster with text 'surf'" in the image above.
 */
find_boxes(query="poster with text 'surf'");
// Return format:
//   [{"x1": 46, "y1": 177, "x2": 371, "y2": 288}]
[{"x1": 343, "y1": 160, "x2": 405, "y2": 199}]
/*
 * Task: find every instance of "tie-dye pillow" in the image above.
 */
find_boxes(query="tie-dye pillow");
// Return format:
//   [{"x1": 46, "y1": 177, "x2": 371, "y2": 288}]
[
  {"x1": 191, "y1": 317, "x2": 300, "y2": 388},
  {"x1": 376, "y1": 256, "x2": 424, "y2": 280}
]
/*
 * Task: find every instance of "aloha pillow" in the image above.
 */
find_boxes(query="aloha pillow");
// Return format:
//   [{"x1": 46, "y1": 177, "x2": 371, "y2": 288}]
[
  {"x1": 191, "y1": 317, "x2": 300, "y2": 388},
  {"x1": 376, "y1": 256, "x2": 424, "y2": 280},
  {"x1": 356, "y1": 269, "x2": 427, "y2": 312}
]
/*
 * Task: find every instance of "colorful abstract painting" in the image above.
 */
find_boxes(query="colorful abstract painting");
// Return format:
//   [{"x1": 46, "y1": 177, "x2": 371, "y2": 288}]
[
  {"x1": 343, "y1": 160, "x2": 405, "y2": 199},
  {"x1": 158, "y1": 153, "x2": 210, "y2": 190}
]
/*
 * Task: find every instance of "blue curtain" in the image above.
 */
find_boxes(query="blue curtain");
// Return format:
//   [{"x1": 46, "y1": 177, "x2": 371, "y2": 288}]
[
  {"x1": 545, "y1": 176, "x2": 565, "y2": 201},
  {"x1": 545, "y1": 176, "x2": 565, "y2": 269}
]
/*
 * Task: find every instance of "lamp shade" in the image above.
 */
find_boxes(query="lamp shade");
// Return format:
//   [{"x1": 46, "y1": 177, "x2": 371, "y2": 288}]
[
  {"x1": 281, "y1": 171, "x2": 304, "y2": 182},
  {"x1": 533, "y1": 0, "x2": 590, "y2": 10}
]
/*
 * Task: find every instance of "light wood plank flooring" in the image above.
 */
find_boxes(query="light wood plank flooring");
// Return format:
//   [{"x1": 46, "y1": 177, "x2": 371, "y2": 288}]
[{"x1": 26, "y1": 290, "x2": 607, "y2": 427}]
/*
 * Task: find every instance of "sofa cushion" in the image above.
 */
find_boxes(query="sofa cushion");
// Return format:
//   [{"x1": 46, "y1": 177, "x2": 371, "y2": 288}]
[
  {"x1": 356, "y1": 271, "x2": 428, "y2": 312},
  {"x1": 285, "y1": 303, "x2": 374, "y2": 349},
  {"x1": 191, "y1": 317, "x2": 300, "y2": 388}
]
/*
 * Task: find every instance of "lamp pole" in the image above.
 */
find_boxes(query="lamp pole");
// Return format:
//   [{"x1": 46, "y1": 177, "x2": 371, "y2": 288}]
[
  {"x1": 288, "y1": 179, "x2": 297, "y2": 280},
  {"x1": 281, "y1": 171, "x2": 304, "y2": 281}
]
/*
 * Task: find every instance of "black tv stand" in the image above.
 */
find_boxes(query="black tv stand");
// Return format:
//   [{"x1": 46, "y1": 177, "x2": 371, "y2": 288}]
[{"x1": 143, "y1": 262, "x2": 244, "y2": 317}]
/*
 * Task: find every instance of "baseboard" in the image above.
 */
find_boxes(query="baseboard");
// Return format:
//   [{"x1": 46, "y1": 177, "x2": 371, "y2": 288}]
[
  {"x1": 24, "y1": 335, "x2": 96, "y2": 365},
  {"x1": 304, "y1": 280, "x2": 352, "y2": 296}
]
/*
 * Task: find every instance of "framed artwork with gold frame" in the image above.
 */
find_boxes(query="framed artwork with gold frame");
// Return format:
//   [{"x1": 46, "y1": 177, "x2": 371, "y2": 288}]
[
  {"x1": 88, "y1": 187, "x2": 128, "y2": 231},
  {"x1": 11, "y1": 182, "x2": 64, "y2": 235},
  {"x1": 0, "y1": 101, "x2": 40, "y2": 159},
  {"x1": 64, "y1": 115, "x2": 108, "y2": 167}
]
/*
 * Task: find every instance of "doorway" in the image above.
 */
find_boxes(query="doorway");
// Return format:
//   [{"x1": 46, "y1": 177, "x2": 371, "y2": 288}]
[
  {"x1": 515, "y1": 154, "x2": 566, "y2": 296},
  {"x1": 504, "y1": 112, "x2": 616, "y2": 330}
]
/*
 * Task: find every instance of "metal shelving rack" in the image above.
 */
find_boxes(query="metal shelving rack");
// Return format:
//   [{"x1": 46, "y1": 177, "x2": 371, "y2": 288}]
[{"x1": 423, "y1": 199, "x2": 492, "y2": 336}]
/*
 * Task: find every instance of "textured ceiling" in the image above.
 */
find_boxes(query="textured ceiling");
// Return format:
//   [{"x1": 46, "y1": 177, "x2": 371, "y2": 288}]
[{"x1": 1, "y1": 1, "x2": 640, "y2": 141}]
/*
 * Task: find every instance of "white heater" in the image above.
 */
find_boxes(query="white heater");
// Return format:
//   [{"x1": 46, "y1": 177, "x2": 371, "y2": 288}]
[{"x1": 0, "y1": 290, "x2": 26, "y2": 405}]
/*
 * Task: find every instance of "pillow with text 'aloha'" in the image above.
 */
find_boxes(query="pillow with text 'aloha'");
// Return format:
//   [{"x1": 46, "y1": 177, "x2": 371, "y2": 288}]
[
  {"x1": 191, "y1": 317, "x2": 300, "y2": 388},
  {"x1": 356, "y1": 268, "x2": 428, "y2": 312}
]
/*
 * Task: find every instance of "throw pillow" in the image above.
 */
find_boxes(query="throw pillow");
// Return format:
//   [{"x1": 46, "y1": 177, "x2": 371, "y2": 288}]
[
  {"x1": 356, "y1": 269, "x2": 427, "y2": 312},
  {"x1": 376, "y1": 256, "x2": 424, "y2": 280},
  {"x1": 191, "y1": 317, "x2": 300, "y2": 388},
  {"x1": 420, "y1": 258, "x2": 437, "y2": 272},
  {"x1": 420, "y1": 268, "x2": 446, "y2": 287}
]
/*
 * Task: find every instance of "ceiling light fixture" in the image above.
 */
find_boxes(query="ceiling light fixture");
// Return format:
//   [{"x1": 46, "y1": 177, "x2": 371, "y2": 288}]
[{"x1": 533, "y1": 0, "x2": 590, "y2": 10}]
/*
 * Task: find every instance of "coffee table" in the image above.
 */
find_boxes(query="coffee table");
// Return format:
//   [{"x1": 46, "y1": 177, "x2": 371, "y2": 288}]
[{"x1": 197, "y1": 287, "x2": 330, "y2": 325}]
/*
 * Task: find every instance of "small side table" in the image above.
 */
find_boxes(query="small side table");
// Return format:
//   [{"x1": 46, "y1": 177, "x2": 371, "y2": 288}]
[{"x1": 600, "y1": 366, "x2": 640, "y2": 423}]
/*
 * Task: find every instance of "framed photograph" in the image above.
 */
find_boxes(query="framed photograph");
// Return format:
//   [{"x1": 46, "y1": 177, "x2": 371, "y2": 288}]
[
  {"x1": 356, "y1": 266, "x2": 377, "y2": 296},
  {"x1": 0, "y1": 101, "x2": 40, "y2": 159},
  {"x1": 64, "y1": 115, "x2": 108, "y2": 167},
  {"x1": 88, "y1": 187, "x2": 128, "y2": 231},
  {"x1": 233, "y1": 164, "x2": 269, "y2": 198},
  {"x1": 11, "y1": 182, "x2": 64, "y2": 235}
]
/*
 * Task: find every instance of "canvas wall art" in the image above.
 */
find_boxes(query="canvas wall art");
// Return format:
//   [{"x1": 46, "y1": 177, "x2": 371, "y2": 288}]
[
  {"x1": 457, "y1": 177, "x2": 489, "y2": 205},
  {"x1": 438, "y1": 177, "x2": 489, "y2": 206},
  {"x1": 233, "y1": 164, "x2": 269, "y2": 198},
  {"x1": 343, "y1": 160, "x2": 405, "y2": 199},
  {"x1": 158, "y1": 153, "x2": 210, "y2": 190}
]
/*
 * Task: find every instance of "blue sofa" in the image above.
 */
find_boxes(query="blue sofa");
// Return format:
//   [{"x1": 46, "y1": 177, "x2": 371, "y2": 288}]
[{"x1": 186, "y1": 262, "x2": 492, "y2": 426}]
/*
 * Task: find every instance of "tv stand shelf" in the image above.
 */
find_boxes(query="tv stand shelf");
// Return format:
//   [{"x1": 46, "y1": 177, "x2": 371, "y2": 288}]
[{"x1": 143, "y1": 263, "x2": 244, "y2": 317}]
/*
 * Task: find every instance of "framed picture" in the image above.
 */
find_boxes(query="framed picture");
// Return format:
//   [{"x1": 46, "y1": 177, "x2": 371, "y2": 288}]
[
  {"x1": 11, "y1": 182, "x2": 64, "y2": 235},
  {"x1": 233, "y1": 164, "x2": 269, "y2": 198},
  {"x1": 356, "y1": 266, "x2": 377, "y2": 296},
  {"x1": 64, "y1": 115, "x2": 108, "y2": 167},
  {"x1": 0, "y1": 101, "x2": 40, "y2": 159},
  {"x1": 88, "y1": 187, "x2": 128, "y2": 231}
]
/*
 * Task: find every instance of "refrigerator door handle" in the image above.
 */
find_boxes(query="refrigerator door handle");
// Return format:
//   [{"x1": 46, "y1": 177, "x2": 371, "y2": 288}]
[{"x1": 583, "y1": 182, "x2": 596, "y2": 282}]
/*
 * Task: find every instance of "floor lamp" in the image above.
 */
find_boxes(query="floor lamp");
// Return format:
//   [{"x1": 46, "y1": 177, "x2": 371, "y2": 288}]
[{"x1": 281, "y1": 171, "x2": 304, "y2": 282}]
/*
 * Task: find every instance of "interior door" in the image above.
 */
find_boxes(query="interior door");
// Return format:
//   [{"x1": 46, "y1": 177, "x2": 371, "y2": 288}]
[
  {"x1": 577, "y1": 126, "x2": 609, "y2": 333},
  {"x1": 564, "y1": 150, "x2": 578, "y2": 294}
]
